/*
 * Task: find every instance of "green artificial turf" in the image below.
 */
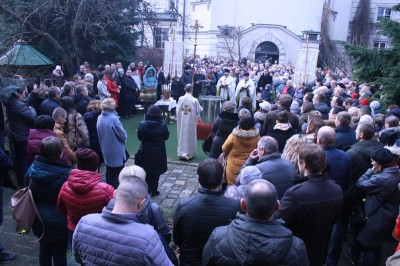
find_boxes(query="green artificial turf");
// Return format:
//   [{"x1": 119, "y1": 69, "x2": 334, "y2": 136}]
[{"x1": 120, "y1": 110, "x2": 208, "y2": 163}]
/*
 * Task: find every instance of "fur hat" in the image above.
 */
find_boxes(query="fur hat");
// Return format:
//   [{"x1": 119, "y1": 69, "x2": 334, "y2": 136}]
[
  {"x1": 75, "y1": 148, "x2": 99, "y2": 171},
  {"x1": 34, "y1": 115, "x2": 55, "y2": 130},
  {"x1": 371, "y1": 147, "x2": 393, "y2": 165},
  {"x1": 223, "y1": 101, "x2": 236, "y2": 112}
]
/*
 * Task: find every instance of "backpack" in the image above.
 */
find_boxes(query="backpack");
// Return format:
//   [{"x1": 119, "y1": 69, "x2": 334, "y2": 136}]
[{"x1": 10, "y1": 181, "x2": 44, "y2": 240}]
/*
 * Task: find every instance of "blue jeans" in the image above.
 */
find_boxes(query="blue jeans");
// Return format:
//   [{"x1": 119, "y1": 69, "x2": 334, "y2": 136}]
[
  {"x1": 326, "y1": 215, "x2": 349, "y2": 266},
  {"x1": 39, "y1": 240, "x2": 68, "y2": 266}
]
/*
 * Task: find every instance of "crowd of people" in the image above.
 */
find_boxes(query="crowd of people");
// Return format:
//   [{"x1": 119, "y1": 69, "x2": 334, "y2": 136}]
[{"x1": 0, "y1": 57, "x2": 399, "y2": 266}]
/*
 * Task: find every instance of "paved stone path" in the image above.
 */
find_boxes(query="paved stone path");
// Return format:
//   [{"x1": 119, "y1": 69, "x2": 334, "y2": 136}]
[{"x1": 1, "y1": 158, "x2": 199, "y2": 265}]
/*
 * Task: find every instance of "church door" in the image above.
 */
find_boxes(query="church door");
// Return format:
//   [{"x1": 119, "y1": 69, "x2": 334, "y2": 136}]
[{"x1": 255, "y1": 41, "x2": 279, "y2": 64}]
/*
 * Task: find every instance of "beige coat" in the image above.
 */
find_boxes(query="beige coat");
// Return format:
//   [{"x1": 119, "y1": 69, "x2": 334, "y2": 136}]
[{"x1": 222, "y1": 127, "x2": 260, "y2": 185}]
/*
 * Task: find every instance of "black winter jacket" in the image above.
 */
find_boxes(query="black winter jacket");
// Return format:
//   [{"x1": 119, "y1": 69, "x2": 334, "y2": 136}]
[
  {"x1": 203, "y1": 214, "x2": 309, "y2": 266},
  {"x1": 209, "y1": 111, "x2": 239, "y2": 159},
  {"x1": 121, "y1": 76, "x2": 138, "y2": 100},
  {"x1": 137, "y1": 114, "x2": 169, "y2": 177},
  {"x1": 173, "y1": 188, "x2": 239, "y2": 266},
  {"x1": 5, "y1": 97, "x2": 37, "y2": 141}
]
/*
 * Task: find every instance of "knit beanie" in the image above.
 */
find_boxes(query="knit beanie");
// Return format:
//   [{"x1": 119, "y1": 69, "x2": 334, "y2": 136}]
[
  {"x1": 75, "y1": 148, "x2": 99, "y2": 171},
  {"x1": 371, "y1": 147, "x2": 393, "y2": 166},
  {"x1": 359, "y1": 98, "x2": 370, "y2": 106},
  {"x1": 34, "y1": 115, "x2": 55, "y2": 130},
  {"x1": 370, "y1": 100, "x2": 380, "y2": 111},
  {"x1": 238, "y1": 166, "x2": 262, "y2": 185}
]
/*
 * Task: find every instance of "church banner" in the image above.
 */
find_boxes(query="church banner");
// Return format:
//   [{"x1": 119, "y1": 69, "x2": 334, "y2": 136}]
[
  {"x1": 293, "y1": 47, "x2": 319, "y2": 85},
  {"x1": 164, "y1": 41, "x2": 183, "y2": 78}
]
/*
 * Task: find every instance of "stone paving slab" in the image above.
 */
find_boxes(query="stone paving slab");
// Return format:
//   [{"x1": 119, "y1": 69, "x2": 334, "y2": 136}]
[{"x1": 1, "y1": 157, "x2": 199, "y2": 265}]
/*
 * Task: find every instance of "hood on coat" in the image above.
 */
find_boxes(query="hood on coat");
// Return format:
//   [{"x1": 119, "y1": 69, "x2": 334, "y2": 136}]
[
  {"x1": 144, "y1": 66, "x2": 156, "y2": 77},
  {"x1": 68, "y1": 169, "x2": 101, "y2": 194},
  {"x1": 232, "y1": 127, "x2": 259, "y2": 139},
  {"x1": 143, "y1": 114, "x2": 164, "y2": 128},
  {"x1": 83, "y1": 111, "x2": 101, "y2": 123},
  {"x1": 29, "y1": 156, "x2": 71, "y2": 184},
  {"x1": 28, "y1": 129, "x2": 57, "y2": 141},
  {"x1": 227, "y1": 214, "x2": 295, "y2": 265}
]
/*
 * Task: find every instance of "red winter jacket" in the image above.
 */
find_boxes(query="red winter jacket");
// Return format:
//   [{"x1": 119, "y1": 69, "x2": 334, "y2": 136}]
[
  {"x1": 104, "y1": 77, "x2": 120, "y2": 108},
  {"x1": 57, "y1": 169, "x2": 114, "y2": 231}
]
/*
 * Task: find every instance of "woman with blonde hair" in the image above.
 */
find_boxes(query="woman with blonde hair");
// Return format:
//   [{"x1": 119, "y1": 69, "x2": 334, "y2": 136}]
[{"x1": 282, "y1": 134, "x2": 308, "y2": 175}]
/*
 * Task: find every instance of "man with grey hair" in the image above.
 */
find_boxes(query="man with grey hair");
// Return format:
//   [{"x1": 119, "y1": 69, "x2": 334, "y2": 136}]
[
  {"x1": 242, "y1": 136, "x2": 295, "y2": 199},
  {"x1": 73, "y1": 177, "x2": 173, "y2": 266},
  {"x1": 203, "y1": 179, "x2": 309, "y2": 265}
]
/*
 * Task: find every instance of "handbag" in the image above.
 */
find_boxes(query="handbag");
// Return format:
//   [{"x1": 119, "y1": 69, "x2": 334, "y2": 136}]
[
  {"x1": 217, "y1": 152, "x2": 228, "y2": 185},
  {"x1": 10, "y1": 180, "x2": 44, "y2": 240},
  {"x1": 134, "y1": 144, "x2": 143, "y2": 166},
  {"x1": 202, "y1": 132, "x2": 215, "y2": 155}
]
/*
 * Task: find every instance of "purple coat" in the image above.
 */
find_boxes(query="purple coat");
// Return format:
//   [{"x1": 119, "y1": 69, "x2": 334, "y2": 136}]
[{"x1": 27, "y1": 129, "x2": 71, "y2": 165}]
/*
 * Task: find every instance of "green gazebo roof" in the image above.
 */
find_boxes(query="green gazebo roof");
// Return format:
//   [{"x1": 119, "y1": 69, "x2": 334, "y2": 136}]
[{"x1": 0, "y1": 41, "x2": 53, "y2": 66}]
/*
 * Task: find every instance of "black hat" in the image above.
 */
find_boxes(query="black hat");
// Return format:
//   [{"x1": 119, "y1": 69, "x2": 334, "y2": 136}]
[
  {"x1": 338, "y1": 83, "x2": 346, "y2": 89},
  {"x1": 147, "y1": 105, "x2": 162, "y2": 116},
  {"x1": 34, "y1": 115, "x2": 55, "y2": 130},
  {"x1": 224, "y1": 68, "x2": 230, "y2": 73},
  {"x1": 243, "y1": 72, "x2": 249, "y2": 77},
  {"x1": 371, "y1": 147, "x2": 393, "y2": 165},
  {"x1": 184, "y1": 64, "x2": 191, "y2": 70}
]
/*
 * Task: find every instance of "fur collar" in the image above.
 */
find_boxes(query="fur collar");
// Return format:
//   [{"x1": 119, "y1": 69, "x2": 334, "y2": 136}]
[{"x1": 232, "y1": 127, "x2": 259, "y2": 138}]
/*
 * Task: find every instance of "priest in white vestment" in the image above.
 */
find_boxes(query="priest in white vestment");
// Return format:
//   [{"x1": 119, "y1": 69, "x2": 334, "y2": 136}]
[
  {"x1": 216, "y1": 68, "x2": 236, "y2": 102},
  {"x1": 235, "y1": 72, "x2": 256, "y2": 110},
  {"x1": 177, "y1": 84, "x2": 203, "y2": 160}
]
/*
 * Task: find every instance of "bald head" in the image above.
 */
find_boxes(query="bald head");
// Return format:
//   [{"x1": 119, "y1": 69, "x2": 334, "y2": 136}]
[
  {"x1": 317, "y1": 126, "x2": 336, "y2": 147},
  {"x1": 242, "y1": 179, "x2": 278, "y2": 220}
]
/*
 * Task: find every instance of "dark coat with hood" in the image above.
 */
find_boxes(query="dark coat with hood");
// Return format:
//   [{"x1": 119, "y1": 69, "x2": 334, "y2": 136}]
[
  {"x1": 173, "y1": 188, "x2": 239, "y2": 266},
  {"x1": 209, "y1": 111, "x2": 239, "y2": 159},
  {"x1": 202, "y1": 214, "x2": 309, "y2": 266},
  {"x1": 313, "y1": 102, "x2": 330, "y2": 120},
  {"x1": 278, "y1": 175, "x2": 343, "y2": 266},
  {"x1": 263, "y1": 106, "x2": 300, "y2": 135},
  {"x1": 25, "y1": 155, "x2": 71, "y2": 242},
  {"x1": 356, "y1": 167, "x2": 400, "y2": 248},
  {"x1": 137, "y1": 113, "x2": 169, "y2": 177},
  {"x1": 57, "y1": 169, "x2": 114, "y2": 231},
  {"x1": 335, "y1": 125, "x2": 356, "y2": 150},
  {"x1": 72, "y1": 92, "x2": 93, "y2": 116},
  {"x1": 5, "y1": 97, "x2": 37, "y2": 141}
]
